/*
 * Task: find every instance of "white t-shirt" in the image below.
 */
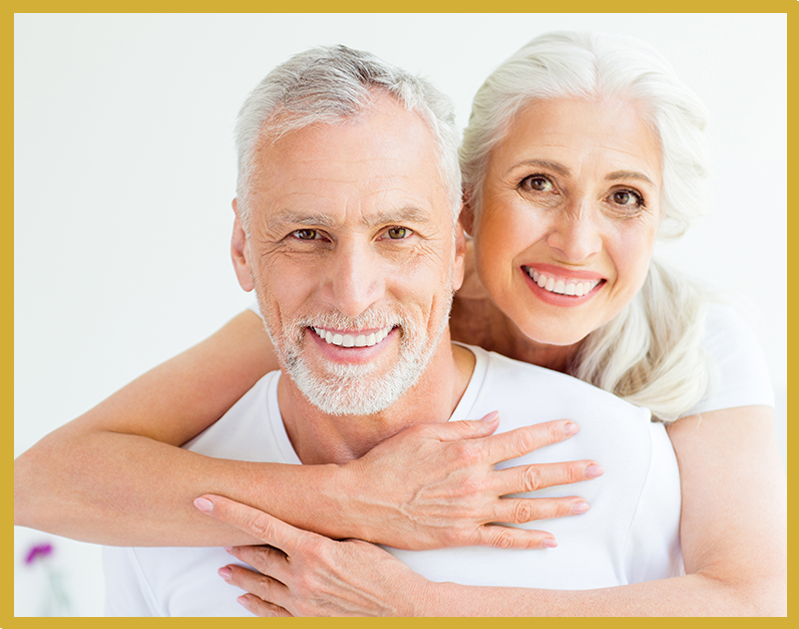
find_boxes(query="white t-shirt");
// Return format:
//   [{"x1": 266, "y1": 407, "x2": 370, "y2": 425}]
[
  {"x1": 684, "y1": 304, "x2": 774, "y2": 415},
  {"x1": 104, "y1": 345, "x2": 683, "y2": 616}
]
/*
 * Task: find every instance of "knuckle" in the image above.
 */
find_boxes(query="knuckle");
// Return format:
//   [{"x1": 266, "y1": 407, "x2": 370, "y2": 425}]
[
  {"x1": 489, "y1": 528, "x2": 515, "y2": 549},
  {"x1": 454, "y1": 439, "x2": 480, "y2": 464},
  {"x1": 512, "y1": 500, "x2": 535, "y2": 523},
  {"x1": 510, "y1": 429, "x2": 538, "y2": 454},
  {"x1": 522, "y1": 464, "x2": 544, "y2": 491},
  {"x1": 245, "y1": 513, "x2": 273, "y2": 540},
  {"x1": 565, "y1": 462, "x2": 586, "y2": 483}
]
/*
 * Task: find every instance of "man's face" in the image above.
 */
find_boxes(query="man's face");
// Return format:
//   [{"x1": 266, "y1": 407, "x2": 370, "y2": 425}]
[{"x1": 233, "y1": 95, "x2": 464, "y2": 415}]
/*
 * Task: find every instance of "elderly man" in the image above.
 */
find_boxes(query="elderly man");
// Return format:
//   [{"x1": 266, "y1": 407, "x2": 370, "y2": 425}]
[{"x1": 99, "y1": 45, "x2": 682, "y2": 616}]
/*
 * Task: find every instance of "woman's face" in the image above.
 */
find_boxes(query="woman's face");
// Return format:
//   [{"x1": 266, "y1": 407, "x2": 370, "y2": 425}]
[{"x1": 466, "y1": 97, "x2": 662, "y2": 347}]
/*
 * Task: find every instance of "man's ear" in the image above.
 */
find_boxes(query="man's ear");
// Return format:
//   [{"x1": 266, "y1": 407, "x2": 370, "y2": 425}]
[
  {"x1": 452, "y1": 218, "x2": 467, "y2": 292},
  {"x1": 231, "y1": 198, "x2": 254, "y2": 292}
]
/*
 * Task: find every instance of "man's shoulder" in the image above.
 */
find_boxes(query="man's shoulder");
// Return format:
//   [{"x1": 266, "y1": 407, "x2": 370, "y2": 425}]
[
  {"x1": 455, "y1": 343, "x2": 652, "y2": 432},
  {"x1": 467, "y1": 344, "x2": 647, "y2": 410}
]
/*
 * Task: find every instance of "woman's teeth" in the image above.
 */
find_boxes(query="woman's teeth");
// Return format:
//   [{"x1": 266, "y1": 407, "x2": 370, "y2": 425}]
[
  {"x1": 312, "y1": 325, "x2": 393, "y2": 348},
  {"x1": 525, "y1": 268, "x2": 601, "y2": 297}
]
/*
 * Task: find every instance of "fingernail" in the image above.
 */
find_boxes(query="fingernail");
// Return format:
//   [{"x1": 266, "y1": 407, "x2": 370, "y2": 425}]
[
  {"x1": 585, "y1": 464, "x2": 604, "y2": 478},
  {"x1": 237, "y1": 596, "x2": 250, "y2": 609},
  {"x1": 224, "y1": 546, "x2": 233, "y2": 554},
  {"x1": 482, "y1": 411, "x2": 500, "y2": 422},
  {"x1": 194, "y1": 497, "x2": 213, "y2": 513},
  {"x1": 571, "y1": 501, "x2": 590, "y2": 515},
  {"x1": 218, "y1": 567, "x2": 232, "y2": 581},
  {"x1": 564, "y1": 422, "x2": 580, "y2": 436},
  {"x1": 542, "y1": 538, "x2": 558, "y2": 548}
]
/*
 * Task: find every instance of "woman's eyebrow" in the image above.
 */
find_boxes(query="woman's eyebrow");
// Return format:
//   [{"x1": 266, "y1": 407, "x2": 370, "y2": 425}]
[
  {"x1": 606, "y1": 170, "x2": 656, "y2": 186},
  {"x1": 508, "y1": 159, "x2": 571, "y2": 177}
]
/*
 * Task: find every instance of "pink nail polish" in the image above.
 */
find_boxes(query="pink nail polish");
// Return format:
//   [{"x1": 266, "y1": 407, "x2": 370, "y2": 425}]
[
  {"x1": 584, "y1": 464, "x2": 604, "y2": 478},
  {"x1": 218, "y1": 567, "x2": 232, "y2": 581},
  {"x1": 564, "y1": 422, "x2": 580, "y2": 436},
  {"x1": 542, "y1": 538, "x2": 558, "y2": 548},
  {"x1": 237, "y1": 596, "x2": 250, "y2": 609},
  {"x1": 194, "y1": 497, "x2": 213, "y2": 512},
  {"x1": 571, "y1": 501, "x2": 590, "y2": 515}
]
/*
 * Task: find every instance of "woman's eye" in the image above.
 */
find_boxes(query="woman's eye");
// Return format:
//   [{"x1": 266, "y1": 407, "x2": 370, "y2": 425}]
[
  {"x1": 520, "y1": 176, "x2": 554, "y2": 193},
  {"x1": 610, "y1": 190, "x2": 644, "y2": 207},
  {"x1": 293, "y1": 229, "x2": 319, "y2": 240},
  {"x1": 385, "y1": 226, "x2": 412, "y2": 240}
]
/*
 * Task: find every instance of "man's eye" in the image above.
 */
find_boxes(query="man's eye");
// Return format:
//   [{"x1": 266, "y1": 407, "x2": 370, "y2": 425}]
[
  {"x1": 293, "y1": 229, "x2": 319, "y2": 240},
  {"x1": 385, "y1": 226, "x2": 412, "y2": 240},
  {"x1": 520, "y1": 175, "x2": 554, "y2": 193},
  {"x1": 610, "y1": 190, "x2": 644, "y2": 207}
]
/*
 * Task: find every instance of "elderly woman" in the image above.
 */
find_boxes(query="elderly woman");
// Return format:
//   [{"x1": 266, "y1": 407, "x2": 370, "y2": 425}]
[{"x1": 15, "y1": 32, "x2": 785, "y2": 615}]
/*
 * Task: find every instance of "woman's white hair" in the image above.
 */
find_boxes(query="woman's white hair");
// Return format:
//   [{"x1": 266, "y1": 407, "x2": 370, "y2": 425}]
[
  {"x1": 235, "y1": 45, "x2": 462, "y2": 229},
  {"x1": 461, "y1": 32, "x2": 712, "y2": 422}
]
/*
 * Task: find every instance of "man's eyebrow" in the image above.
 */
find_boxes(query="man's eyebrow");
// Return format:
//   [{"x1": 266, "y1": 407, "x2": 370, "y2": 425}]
[
  {"x1": 267, "y1": 210, "x2": 338, "y2": 229},
  {"x1": 362, "y1": 207, "x2": 435, "y2": 229},
  {"x1": 606, "y1": 170, "x2": 656, "y2": 186},
  {"x1": 268, "y1": 207, "x2": 435, "y2": 230}
]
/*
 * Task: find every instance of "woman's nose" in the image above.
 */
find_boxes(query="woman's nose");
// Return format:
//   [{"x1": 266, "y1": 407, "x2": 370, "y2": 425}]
[{"x1": 545, "y1": 202, "x2": 603, "y2": 262}]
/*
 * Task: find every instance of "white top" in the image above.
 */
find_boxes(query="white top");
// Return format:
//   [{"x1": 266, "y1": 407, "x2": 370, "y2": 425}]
[
  {"x1": 684, "y1": 304, "x2": 774, "y2": 415},
  {"x1": 104, "y1": 345, "x2": 683, "y2": 616}
]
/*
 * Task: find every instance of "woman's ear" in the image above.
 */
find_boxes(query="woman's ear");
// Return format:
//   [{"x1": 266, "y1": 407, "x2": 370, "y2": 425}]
[
  {"x1": 459, "y1": 189, "x2": 476, "y2": 237},
  {"x1": 231, "y1": 199, "x2": 254, "y2": 292}
]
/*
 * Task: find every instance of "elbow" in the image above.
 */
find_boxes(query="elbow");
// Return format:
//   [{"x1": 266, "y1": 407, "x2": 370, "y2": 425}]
[
  {"x1": 14, "y1": 447, "x2": 54, "y2": 530},
  {"x1": 701, "y1": 571, "x2": 786, "y2": 616},
  {"x1": 14, "y1": 453, "x2": 34, "y2": 528}
]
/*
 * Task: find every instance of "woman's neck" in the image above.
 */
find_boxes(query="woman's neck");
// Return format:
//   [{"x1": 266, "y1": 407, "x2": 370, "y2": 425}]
[{"x1": 450, "y1": 262, "x2": 582, "y2": 374}]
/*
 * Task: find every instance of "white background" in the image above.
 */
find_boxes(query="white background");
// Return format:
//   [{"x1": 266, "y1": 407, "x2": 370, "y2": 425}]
[{"x1": 14, "y1": 13, "x2": 786, "y2": 616}]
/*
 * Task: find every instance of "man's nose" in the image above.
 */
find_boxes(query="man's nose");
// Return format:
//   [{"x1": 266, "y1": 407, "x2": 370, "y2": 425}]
[
  {"x1": 324, "y1": 240, "x2": 386, "y2": 318},
  {"x1": 545, "y1": 200, "x2": 603, "y2": 263}
]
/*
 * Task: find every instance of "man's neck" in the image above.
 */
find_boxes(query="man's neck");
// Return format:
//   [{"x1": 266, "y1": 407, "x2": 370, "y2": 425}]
[{"x1": 277, "y1": 335, "x2": 475, "y2": 465}]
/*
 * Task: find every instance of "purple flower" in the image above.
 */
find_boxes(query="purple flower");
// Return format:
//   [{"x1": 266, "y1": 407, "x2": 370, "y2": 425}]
[{"x1": 24, "y1": 543, "x2": 53, "y2": 565}]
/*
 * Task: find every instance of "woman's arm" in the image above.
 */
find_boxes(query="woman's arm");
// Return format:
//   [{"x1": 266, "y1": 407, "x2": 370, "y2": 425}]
[
  {"x1": 14, "y1": 311, "x2": 599, "y2": 549},
  {"x1": 209, "y1": 405, "x2": 786, "y2": 616}
]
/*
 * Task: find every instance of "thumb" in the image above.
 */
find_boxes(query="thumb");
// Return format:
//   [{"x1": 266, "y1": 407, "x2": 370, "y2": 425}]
[{"x1": 428, "y1": 411, "x2": 500, "y2": 442}]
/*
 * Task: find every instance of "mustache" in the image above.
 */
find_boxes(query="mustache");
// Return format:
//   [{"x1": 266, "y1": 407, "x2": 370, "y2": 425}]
[{"x1": 292, "y1": 309, "x2": 407, "y2": 334}]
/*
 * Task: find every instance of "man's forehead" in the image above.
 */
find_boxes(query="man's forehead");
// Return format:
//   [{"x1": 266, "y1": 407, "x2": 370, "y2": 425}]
[{"x1": 249, "y1": 100, "x2": 450, "y2": 229}]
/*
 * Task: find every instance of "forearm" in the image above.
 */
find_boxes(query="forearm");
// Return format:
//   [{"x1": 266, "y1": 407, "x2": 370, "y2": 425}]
[
  {"x1": 421, "y1": 573, "x2": 786, "y2": 617},
  {"x1": 14, "y1": 430, "x2": 353, "y2": 546}
]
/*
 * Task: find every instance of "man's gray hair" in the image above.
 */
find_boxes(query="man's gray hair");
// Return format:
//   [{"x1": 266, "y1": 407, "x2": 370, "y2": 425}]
[
  {"x1": 235, "y1": 45, "x2": 461, "y2": 228},
  {"x1": 460, "y1": 31, "x2": 710, "y2": 240}
]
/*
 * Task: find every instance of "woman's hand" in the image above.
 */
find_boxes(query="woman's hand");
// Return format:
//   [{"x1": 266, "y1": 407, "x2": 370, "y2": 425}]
[
  {"x1": 197, "y1": 494, "x2": 430, "y2": 617},
  {"x1": 336, "y1": 412, "x2": 601, "y2": 550}
]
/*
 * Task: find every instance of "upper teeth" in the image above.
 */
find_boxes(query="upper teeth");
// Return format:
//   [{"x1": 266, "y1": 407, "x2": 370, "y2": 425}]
[
  {"x1": 312, "y1": 325, "x2": 393, "y2": 348},
  {"x1": 526, "y1": 268, "x2": 600, "y2": 297}
]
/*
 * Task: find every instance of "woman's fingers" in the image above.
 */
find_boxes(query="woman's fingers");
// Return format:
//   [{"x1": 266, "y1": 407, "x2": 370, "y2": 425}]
[
  {"x1": 493, "y1": 460, "x2": 603, "y2": 496},
  {"x1": 483, "y1": 419, "x2": 581, "y2": 464},
  {"x1": 491, "y1": 496, "x2": 590, "y2": 525},
  {"x1": 237, "y1": 594, "x2": 293, "y2": 617},
  {"x1": 410, "y1": 411, "x2": 501, "y2": 442},
  {"x1": 219, "y1": 565, "x2": 293, "y2": 617},
  {"x1": 194, "y1": 494, "x2": 307, "y2": 554},
  {"x1": 227, "y1": 544, "x2": 290, "y2": 584},
  {"x1": 471, "y1": 524, "x2": 558, "y2": 550}
]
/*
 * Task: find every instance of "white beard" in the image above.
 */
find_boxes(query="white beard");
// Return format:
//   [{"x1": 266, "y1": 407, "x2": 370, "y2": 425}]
[{"x1": 265, "y1": 296, "x2": 452, "y2": 416}]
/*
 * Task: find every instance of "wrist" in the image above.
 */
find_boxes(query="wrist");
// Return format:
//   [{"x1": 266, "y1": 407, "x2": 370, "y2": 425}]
[
  {"x1": 409, "y1": 577, "x2": 446, "y2": 617},
  {"x1": 312, "y1": 459, "x2": 372, "y2": 541}
]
